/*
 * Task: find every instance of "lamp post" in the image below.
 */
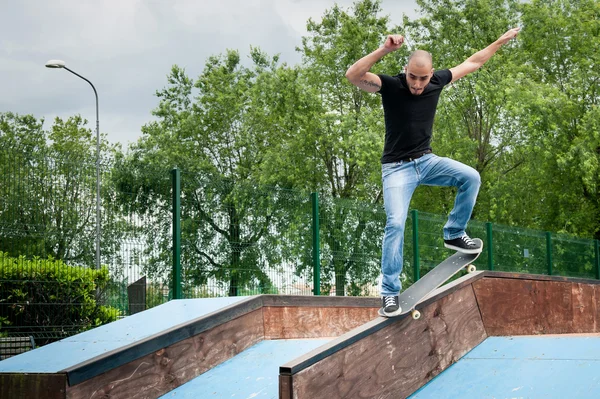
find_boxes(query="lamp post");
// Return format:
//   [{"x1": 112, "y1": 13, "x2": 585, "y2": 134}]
[{"x1": 45, "y1": 60, "x2": 100, "y2": 270}]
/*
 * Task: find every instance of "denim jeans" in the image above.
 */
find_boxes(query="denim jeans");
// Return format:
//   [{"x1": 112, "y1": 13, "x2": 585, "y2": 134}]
[{"x1": 380, "y1": 153, "x2": 481, "y2": 296}]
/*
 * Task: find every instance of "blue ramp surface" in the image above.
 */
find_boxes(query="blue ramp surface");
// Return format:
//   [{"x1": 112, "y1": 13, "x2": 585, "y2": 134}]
[
  {"x1": 160, "y1": 338, "x2": 331, "y2": 399},
  {"x1": 0, "y1": 297, "x2": 250, "y2": 372},
  {"x1": 410, "y1": 335, "x2": 600, "y2": 399}
]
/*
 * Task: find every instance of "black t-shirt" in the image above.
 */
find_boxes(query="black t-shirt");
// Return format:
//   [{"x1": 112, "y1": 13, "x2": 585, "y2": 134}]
[{"x1": 377, "y1": 69, "x2": 453, "y2": 163}]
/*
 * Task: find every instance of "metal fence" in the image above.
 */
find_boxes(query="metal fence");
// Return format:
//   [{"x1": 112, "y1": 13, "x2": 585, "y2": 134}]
[{"x1": 1, "y1": 148, "x2": 599, "y2": 347}]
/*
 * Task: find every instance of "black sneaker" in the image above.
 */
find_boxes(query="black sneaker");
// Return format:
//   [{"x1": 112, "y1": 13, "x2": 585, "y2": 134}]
[
  {"x1": 444, "y1": 235, "x2": 482, "y2": 254},
  {"x1": 381, "y1": 295, "x2": 402, "y2": 316}
]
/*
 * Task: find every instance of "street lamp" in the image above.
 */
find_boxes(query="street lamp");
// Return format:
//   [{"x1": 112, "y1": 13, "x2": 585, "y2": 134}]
[{"x1": 45, "y1": 60, "x2": 101, "y2": 270}]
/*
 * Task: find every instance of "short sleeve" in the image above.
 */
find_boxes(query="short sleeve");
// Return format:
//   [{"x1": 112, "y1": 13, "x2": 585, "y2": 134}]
[
  {"x1": 436, "y1": 69, "x2": 453, "y2": 86},
  {"x1": 377, "y1": 74, "x2": 396, "y2": 94}
]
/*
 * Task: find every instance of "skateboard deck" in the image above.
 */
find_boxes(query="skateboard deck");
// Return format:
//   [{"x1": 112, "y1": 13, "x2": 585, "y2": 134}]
[{"x1": 379, "y1": 238, "x2": 483, "y2": 319}]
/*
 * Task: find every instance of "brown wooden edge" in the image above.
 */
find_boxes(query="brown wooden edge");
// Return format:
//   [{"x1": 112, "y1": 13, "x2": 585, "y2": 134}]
[
  {"x1": 0, "y1": 373, "x2": 67, "y2": 399},
  {"x1": 280, "y1": 271, "x2": 487, "y2": 376},
  {"x1": 277, "y1": 271, "x2": 600, "y2": 397},
  {"x1": 66, "y1": 309, "x2": 265, "y2": 399},
  {"x1": 279, "y1": 374, "x2": 293, "y2": 399},
  {"x1": 62, "y1": 295, "x2": 263, "y2": 386},
  {"x1": 479, "y1": 270, "x2": 600, "y2": 285},
  {"x1": 278, "y1": 271, "x2": 600, "y2": 375},
  {"x1": 62, "y1": 294, "x2": 383, "y2": 387},
  {"x1": 262, "y1": 295, "x2": 380, "y2": 308}
]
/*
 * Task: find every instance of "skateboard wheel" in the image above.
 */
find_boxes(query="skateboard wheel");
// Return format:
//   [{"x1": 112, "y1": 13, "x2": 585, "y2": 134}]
[
  {"x1": 467, "y1": 265, "x2": 476, "y2": 273},
  {"x1": 411, "y1": 310, "x2": 421, "y2": 320}
]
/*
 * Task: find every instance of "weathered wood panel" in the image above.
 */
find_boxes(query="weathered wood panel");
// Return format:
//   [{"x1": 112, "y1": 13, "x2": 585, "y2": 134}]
[
  {"x1": 67, "y1": 309, "x2": 264, "y2": 399},
  {"x1": 280, "y1": 374, "x2": 293, "y2": 399},
  {"x1": 264, "y1": 307, "x2": 379, "y2": 339},
  {"x1": 0, "y1": 373, "x2": 67, "y2": 399},
  {"x1": 474, "y1": 277, "x2": 600, "y2": 336},
  {"x1": 64, "y1": 296, "x2": 264, "y2": 386},
  {"x1": 262, "y1": 295, "x2": 380, "y2": 308},
  {"x1": 289, "y1": 286, "x2": 487, "y2": 399}
]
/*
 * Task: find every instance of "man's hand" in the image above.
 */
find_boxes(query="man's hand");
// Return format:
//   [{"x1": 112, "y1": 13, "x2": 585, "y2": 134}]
[
  {"x1": 497, "y1": 27, "x2": 521, "y2": 46},
  {"x1": 383, "y1": 35, "x2": 404, "y2": 53},
  {"x1": 345, "y1": 34, "x2": 405, "y2": 93},
  {"x1": 450, "y1": 26, "x2": 521, "y2": 83}
]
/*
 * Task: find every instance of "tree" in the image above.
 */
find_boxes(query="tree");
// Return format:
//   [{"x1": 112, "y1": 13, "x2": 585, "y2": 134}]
[
  {"x1": 292, "y1": 0, "x2": 404, "y2": 295},
  {"x1": 516, "y1": 0, "x2": 600, "y2": 239},
  {"x1": 0, "y1": 113, "x2": 120, "y2": 266},
  {"x1": 402, "y1": 0, "x2": 524, "y2": 219},
  {"x1": 0, "y1": 113, "x2": 47, "y2": 258},
  {"x1": 112, "y1": 49, "x2": 316, "y2": 296}
]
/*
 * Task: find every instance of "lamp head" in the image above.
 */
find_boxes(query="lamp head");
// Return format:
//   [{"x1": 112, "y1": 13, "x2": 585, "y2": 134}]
[{"x1": 45, "y1": 60, "x2": 66, "y2": 68}]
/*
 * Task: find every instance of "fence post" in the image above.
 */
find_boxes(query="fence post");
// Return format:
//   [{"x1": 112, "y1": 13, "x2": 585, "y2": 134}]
[
  {"x1": 595, "y1": 240, "x2": 600, "y2": 280},
  {"x1": 172, "y1": 168, "x2": 182, "y2": 299},
  {"x1": 486, "y1": 222, "x2": 494, "y2": 271},
  {"x1": 546, "y1": 232, "x2": 553, "y2": 276},
  {"x1": 412, "y1": 210, "x2": 420, "y2": 281},
  {"x1": 311, "y1": 193, "x2": 320, "y2": 296}
]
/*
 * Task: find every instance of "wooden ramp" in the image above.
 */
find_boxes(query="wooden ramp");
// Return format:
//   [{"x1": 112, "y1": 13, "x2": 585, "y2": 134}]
[
  {"x1": 279, "y1": 271, "x2": 600, "y2": 399},
  {"x1": 0, "y1": 295, "x2": 379, "y2": 399},
  {"x1": 2, "y1": 271, "x2": 599, "y2": 399}
]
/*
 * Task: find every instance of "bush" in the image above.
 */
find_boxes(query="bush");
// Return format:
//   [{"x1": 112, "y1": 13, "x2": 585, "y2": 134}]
[{"x1": 0, "y1": 252, "x2": 121, "y2": 345}]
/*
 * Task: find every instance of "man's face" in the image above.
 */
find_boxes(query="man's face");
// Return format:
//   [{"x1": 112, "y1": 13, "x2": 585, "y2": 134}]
[{"x1": 405, "y1": 60, "x2": 433, "y2": 96}]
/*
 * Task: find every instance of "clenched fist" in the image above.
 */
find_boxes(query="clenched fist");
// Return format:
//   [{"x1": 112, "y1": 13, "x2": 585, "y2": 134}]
[{"x1": 383, "y1": 35, "x2": 404, "y2": 52}]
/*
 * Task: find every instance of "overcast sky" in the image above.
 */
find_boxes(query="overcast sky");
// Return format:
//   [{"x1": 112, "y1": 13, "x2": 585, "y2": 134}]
[{"x1": 1, "y1": 0, "x2": 419, "y2": 147}]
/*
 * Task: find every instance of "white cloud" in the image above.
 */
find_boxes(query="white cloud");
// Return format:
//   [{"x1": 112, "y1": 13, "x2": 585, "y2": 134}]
[{"x1": 0, "y1": 0, "x2": 419, "y2": 146}]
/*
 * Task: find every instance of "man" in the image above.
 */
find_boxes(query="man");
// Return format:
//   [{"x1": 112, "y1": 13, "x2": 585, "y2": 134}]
[{"x1": 345, "y1": 27, "x2": 520, "y2": 316}]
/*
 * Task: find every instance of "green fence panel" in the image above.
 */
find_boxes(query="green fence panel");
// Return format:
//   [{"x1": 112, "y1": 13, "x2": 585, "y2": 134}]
[
  {"x1": 412, "y1": 210, "x2": 420, "y2": 282},
  {"x1": 172, "y1": 168, "x2": 182, "y2": 300},
  {"x1": 551, "y1": 234, "x2": 597, "y2": 279},
  {"x1": 1, "y1": 146, "x2": 599, "y2": 348},
  {"x1": 311, "y1": 193, "x2": 321, "y2": 296},
  {"x1": 176, "y1": 172, "x2": 313, "y2": 298},
  {"x1": 486, "y1": 222, "x2": 494, "y2": 271},
  {"x1": 492, "y1": 225, "x2": 547, "y2": 275},
  {"x1": 318, "y1": 196, "x2": 385, "y2": 296}
]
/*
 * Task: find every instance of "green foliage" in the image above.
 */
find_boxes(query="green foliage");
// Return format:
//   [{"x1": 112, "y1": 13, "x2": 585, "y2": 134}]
[
  {"x1": 0, "y1": 252, "x2": 120, "y2": 344},
  {"x1": 0, "y1": 112, "x2": 125, "y2": 266},
  {"x1": 112, "y1": 51, "x2": 317, "y2": 296},
  {"x1": 290, "y1": 0, "x2": 397, "y2": 294},
  {"x1": 513, "y1": 0, "x2": 600, "y2": 238},
  {"x1": 1, "y1": 0, "x2": 599, "y2": 306},
  {"x1": 298, "y1": 0, "x2": 394, "y2": 199},
  {"x1": 0, "y1": 316, "x2": 10, "y2": 338},
  {"x1": 403, "y1": 0, "x2": 522, "y2": 217},
  {"x1": 146, "y1": 282, "x2": 169, "y2": 307}
]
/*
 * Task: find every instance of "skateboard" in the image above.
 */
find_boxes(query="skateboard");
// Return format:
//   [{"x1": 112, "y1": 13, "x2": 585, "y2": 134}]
[{"x1": 378, "y1": 238, "x2": 483, "y2": 319}]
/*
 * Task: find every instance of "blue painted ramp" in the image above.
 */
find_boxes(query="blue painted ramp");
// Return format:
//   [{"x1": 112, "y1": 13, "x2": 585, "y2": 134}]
[
  {"x1": 410, "y1": 335, "x2": 600, "y2": 399},
  {"x1": 159, "y1": 339, "x2": 332, "y2": 399},
  {"x1": 0, "y1": 297, "x2": 250, "y2": 372}
]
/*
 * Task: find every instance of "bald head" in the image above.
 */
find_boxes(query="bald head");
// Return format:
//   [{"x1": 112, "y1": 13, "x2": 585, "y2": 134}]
[
  {"x1": 407, "y1": 50, "x2": 433, "y2": 69},
  {"x1": 405, "y1": 50, "x2": 434, "y2": 96}
]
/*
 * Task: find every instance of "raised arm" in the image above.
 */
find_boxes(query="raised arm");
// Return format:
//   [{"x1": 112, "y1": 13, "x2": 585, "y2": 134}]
[
  {"x1": 449, "y1": 27, "x2": 521, "y2": 83},
  {"x1": 345, "y1": 35, "x2": 404, "y2": 93}
]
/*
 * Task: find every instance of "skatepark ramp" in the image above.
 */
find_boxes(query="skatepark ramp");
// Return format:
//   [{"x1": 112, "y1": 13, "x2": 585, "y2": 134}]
[
  {"x1": 0, "y1": 295, "x2": 379, "y2": 398},
  {"x1": 2, "y1": 271, "x2": 600, "y2": 398},
  {"x1": 279, "y1": 271, "x2": 600, "y2": 398}
]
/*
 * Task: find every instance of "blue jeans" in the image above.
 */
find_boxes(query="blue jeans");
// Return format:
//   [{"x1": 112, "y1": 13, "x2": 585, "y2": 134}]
[{"x1": 380, "y1": 153, "x2": 481, "y2": 296}]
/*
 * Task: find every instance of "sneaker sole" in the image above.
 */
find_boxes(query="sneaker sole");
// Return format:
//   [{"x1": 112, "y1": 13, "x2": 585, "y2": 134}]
[
  {"x1": 380, "y1": 306, "x2": 403, "y2": 317},
  {"x1": 444, "y1": 243, "x2": 482, "y2": 254}
]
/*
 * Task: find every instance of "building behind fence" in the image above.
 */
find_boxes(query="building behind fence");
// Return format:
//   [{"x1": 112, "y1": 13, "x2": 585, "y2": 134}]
[{"x1": 1, "y1": 149, "x2": 599, "y2": 347}]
